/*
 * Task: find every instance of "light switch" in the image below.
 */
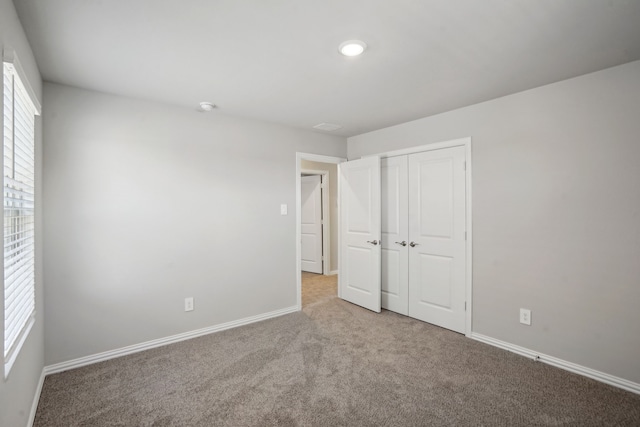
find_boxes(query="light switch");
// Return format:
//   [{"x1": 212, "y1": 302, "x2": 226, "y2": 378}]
[{"x1": 280, "y1": 204, "x2": 288, "y2": 215}]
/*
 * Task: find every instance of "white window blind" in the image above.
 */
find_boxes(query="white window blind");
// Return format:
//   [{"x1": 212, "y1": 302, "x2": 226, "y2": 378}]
[{"x1": 3, "y1": 61, "x2": 37, "y2": 373}]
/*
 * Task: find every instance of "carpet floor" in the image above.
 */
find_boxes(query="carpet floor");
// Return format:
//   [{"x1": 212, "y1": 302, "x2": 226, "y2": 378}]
[
  {"x1": 34, "y1": 274, "x2": 640, "y2": 426},
  {"x1": 301, "y1": 272, "x2": 336, "y2": 308}
]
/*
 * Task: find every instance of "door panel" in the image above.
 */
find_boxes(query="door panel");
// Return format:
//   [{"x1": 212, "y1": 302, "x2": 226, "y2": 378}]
[
  {"x1": 339, "y1": 157, "x2": 381, "y2": 312},
  {"x1": 408, "y1": 147, "x2": 466, "y2": 333},
  {"x1": 418, "y1": 253, "x2": 453, "y2": 308},
  {"x1": 346, "y1": 247, "x2": 373, "y2": 293},
  {"x1": 301, "y1": 175, "x2": 323, "y2": 273},
  {"x1": 418, "y1": 158, "x2": 454, "y2": 238},
  {"x1": 381, "y1": 156, "x2": 409, "y2": 315}
]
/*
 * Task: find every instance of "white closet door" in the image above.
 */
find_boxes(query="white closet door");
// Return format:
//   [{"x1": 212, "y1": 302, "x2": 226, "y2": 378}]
[
  {"x1": 301, "y1": 175, "x2": 323, "y2": 273},
  {"x1": 408, "y1": 146, "x2": 466, "y2": 333},
  {"x1": 339, "y1": 156, "x2": 381, "y2": 313},
  {"x1": 381, "y1": 156, "x2": 409, "y2": 315}
]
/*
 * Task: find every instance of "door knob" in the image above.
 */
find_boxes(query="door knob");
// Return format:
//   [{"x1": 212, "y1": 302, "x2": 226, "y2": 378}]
[
  {"x1": 409, "y1": 241, "x2": 419, "y2": 247},
  {"x1": 395, "y1": 241, "x2": 407, "y2": 247},
  {"x1": 366, "y1": 240, "x2": 379, "y2": 245}
]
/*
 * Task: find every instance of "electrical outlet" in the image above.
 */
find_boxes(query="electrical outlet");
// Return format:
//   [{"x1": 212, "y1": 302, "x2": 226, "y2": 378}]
[
  {"x1": 185, "y1": 297, "x2": 194, "y2": 312},
  {"x1": 520, "y1": 308, "x2": 531, "y2": 325}
]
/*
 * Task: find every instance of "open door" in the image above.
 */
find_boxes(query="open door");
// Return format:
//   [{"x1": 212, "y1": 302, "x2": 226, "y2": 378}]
[
  {"x1": 301, "y1": 175, "x2": 323, "y2": 273},
  {"x1": 339, "y1": 156, "x2": 381, "y2": 312}
]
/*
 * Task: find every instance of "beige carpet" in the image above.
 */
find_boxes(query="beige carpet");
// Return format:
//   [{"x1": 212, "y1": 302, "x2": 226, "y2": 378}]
[
  {"x1": 301, "y1": 272, "x2": 336, "y2": 308},
  {"x1": 34, "y1": 275, "x2": 640, "y2": 426}
]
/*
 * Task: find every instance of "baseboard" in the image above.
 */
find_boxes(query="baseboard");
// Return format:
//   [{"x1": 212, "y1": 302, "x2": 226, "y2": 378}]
[
  {"x1": 471, "y1": 333, "x2": 640, "y2": 395},
  {"x1": 328, "y1": 270, "x2": 338, "y2": 275},
  {"x1": 44, "y1": 305, "x2": 298, "y2": 376},
  {"x1": 28, "y1": 368, "x2": 45, "y2": 427}
]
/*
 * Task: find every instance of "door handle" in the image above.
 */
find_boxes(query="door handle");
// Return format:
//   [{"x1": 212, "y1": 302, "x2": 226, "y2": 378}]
[
  {"x1": 366, "y1": 240, "x2": 379, "y2": 246},
  {"x1": 395, "y1": 241, "x2": 407, "y2": 247},
  {"x1": 409, "y1": 241, "x2": 419, "y2": 247}
]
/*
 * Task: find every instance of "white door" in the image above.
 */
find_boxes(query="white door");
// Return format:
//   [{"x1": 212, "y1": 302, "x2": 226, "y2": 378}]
[
  {"x1": 408, "y1": 146, "x2": 466, "y2": 333},
  {"x1": 301, "y1": 175, "x2": 323, "y2": 273},
  {"x1": 339, "y1": 156, "x2": 381, "y2": 312},
  {"x1": 381, "y1": 156, "x2": 409, "y2": 315}
]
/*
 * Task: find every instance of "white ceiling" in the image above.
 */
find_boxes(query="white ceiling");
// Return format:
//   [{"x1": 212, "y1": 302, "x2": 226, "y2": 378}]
[{"x1": 14, "y1": 0, "x2": 640, "y2": 137}]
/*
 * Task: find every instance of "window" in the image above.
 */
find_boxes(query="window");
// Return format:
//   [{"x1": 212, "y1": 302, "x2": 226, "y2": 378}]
[{"x1": 3, "y1": 58, "x2": 38, "y2": 376}]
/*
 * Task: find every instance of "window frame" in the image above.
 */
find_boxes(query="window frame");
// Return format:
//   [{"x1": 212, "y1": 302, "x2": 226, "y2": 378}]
[{"x1": 2, "y1": 49, "x2": 40, "y2": 378}]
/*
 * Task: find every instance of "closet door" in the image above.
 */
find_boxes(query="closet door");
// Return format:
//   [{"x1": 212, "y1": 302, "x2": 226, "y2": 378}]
[
  {"x1": 339, "y1": 156, "x2": 382, "y2": 313},
  {"x1": 381, "y1": 156, "x2": 409, "y2": 315},
  {"x1": 408, "y1": 146, "x2": 466, "y2": 333}
]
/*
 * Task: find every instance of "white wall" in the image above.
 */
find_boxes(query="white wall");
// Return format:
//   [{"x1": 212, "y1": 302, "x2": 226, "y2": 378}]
[
  {"x1": 300, "y1": 160, "x2": 338, "y2": 273},
  {"x1": 348, "y1": 60, "x2": 640, "y2": 385},
  {"x1": 43, "y1": 83, "x2": 346, "y2": 365},
  {"x1": 0, "y1": 0, "x2": 44, "y2": 426}
]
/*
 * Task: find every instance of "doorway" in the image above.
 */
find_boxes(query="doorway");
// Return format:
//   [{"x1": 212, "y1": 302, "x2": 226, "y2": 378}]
[{"x1": 296, "y1": 153, "x2": 345, "y2": 309}]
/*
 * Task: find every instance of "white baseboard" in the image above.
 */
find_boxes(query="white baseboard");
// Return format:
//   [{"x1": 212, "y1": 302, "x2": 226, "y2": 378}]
[
  {"x1": 44, "y1": 305, "x2": 298, "y2": 376},
  {"x1": 28, "y1": 368, "x2": 45, "y2": 427},
  {"x1": 328, "y1": 270, "x2": 338, "y2": 275},
  {"x1": 471, "y1": 333, "x2": 640, "y2": 395}
]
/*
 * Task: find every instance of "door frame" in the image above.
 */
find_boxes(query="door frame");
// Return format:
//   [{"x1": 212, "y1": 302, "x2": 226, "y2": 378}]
[
  {"x1": 364, "y1": 137, "x2": 473, "y2": 337},
  {"x1": 300, "y1": 169, "x2": 330, "y2": 276},
  {"x1": 296, "y1": 153, "x2": 346, "y2": 310}
]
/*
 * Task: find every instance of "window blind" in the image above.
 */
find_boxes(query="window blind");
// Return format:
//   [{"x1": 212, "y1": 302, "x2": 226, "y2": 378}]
[{"x1": 3, "y1": 61, "x2": 36, "y2": 369}]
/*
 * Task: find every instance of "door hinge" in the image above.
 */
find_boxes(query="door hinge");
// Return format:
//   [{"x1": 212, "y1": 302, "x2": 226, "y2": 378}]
[
  {"x1": 464, "y1": 231, "x2": 467, "y2": 240},
  {"x1": 465, "y1": 301, "x2": 467, "y2": 311},
  {"x1": 463, "y1": 161, "x2": 466, "y2": 171}
]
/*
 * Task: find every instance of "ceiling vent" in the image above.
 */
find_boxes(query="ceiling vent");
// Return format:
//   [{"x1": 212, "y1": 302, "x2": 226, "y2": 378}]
[{"x1": 313, "y1": 123, "x2": 343, "y2": 132}]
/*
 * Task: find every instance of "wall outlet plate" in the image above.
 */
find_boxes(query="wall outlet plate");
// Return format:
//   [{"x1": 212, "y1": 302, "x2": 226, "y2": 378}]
[
  {"x1": 185, "y1": 297, "x2": 194, "y2": 312},
  {"x1": 520, "y1": 308, "x2": 531, "y2": 325}
]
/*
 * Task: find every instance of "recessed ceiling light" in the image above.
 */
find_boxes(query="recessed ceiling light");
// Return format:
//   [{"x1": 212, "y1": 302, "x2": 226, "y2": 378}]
[
  {"x1": 339, "y1": 40, "x2": 367, "y2": 57},
  {"x1": 198, "y1": 101, "x2": 216, "y2": 112}
]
